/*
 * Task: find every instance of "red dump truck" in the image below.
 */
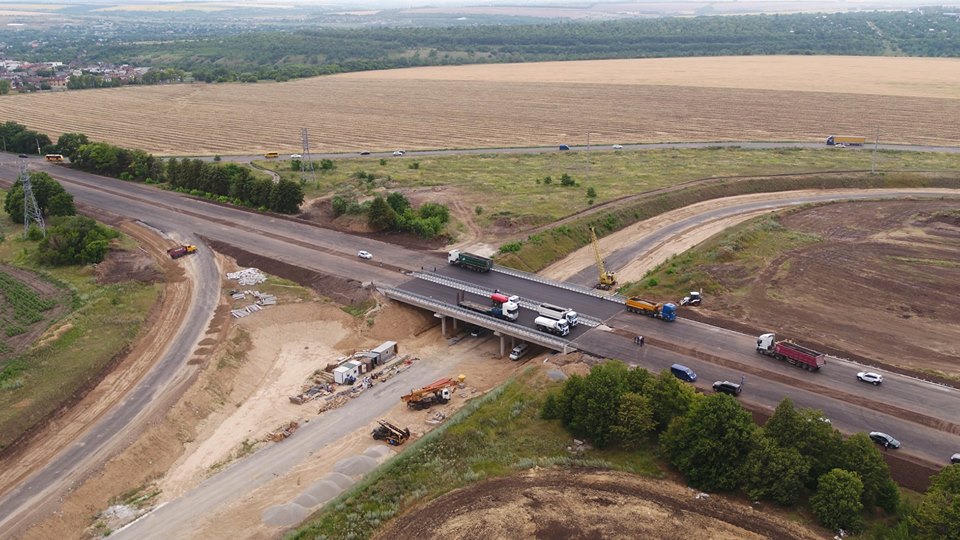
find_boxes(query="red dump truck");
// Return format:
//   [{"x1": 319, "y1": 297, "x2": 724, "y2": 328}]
[
  {"x1": 167, "y1": 245, "x2": 198, "y2": 259},
  {"x1": 756, "y1": 333, "x2": 826, "y2": 371}
]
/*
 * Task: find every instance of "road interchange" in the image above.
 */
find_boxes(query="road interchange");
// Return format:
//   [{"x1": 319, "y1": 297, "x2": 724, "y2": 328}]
[{"x1": 0, "y1": 155, "x2": 958, "y2": 536}]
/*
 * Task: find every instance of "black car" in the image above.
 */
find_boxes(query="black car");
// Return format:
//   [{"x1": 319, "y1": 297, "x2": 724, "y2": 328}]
[
  {"x1": 18, "y1": 154, "x2": 29, "y2": 158},
  {"x1": 869, "y1": 432, "x2": 901, "y2": 449},
  {"x1": 359, "y1": 151, "x2": 371, "y2": 155},
  {"x1": 712, "y1": 381, "x2": 742, "y2": 396}
]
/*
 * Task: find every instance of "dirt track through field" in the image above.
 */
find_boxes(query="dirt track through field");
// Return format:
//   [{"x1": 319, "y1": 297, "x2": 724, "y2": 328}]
[{"x1": 1, "y1": 57, "x2": 958, "y2": 155}]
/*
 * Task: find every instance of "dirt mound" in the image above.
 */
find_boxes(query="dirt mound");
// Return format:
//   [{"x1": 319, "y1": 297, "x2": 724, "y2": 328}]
[
  {"x1": 94, "y1": 247, "x2": 163, "y2": 284},
  {"x1": 378, "y1": 469, "x2": 822, "y2": 540}
]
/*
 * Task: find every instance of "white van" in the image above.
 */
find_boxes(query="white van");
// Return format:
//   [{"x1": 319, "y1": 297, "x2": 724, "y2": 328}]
[{"x1": 509, "y1": 343, "x2": 529, "y2": 361}]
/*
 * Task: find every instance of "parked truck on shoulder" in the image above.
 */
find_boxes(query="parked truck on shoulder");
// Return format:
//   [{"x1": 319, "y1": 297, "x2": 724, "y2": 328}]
[
  {"x1": 756, "y1": 333, "x2": 826, "y2": 371},
  {"x1": 826, "y1": 135, "x2": 866, "y2": 146},
  {"x1": 458, "y1": 291, "x2": 519, "y2": 321},
  {"x1": 447, "y1": 249, "x2": 493, "y2": 272},
  {"x1": 537, "y1": 302, "x2": 579, "y2": 327},
  {"x1": 535, "y1": 315, "x2": 570, "y2": 337},
  {"x1": 625, "y1": 297, "x2": 677, "y2": 321}
]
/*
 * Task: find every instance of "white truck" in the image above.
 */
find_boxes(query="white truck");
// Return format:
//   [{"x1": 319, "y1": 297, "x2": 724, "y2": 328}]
[
  {"x1": 535, "y1": 315, "x2": 570, "y2": 337},
  {"x1": 537, "y1": 302, "x2": 579, "y2": 327}
]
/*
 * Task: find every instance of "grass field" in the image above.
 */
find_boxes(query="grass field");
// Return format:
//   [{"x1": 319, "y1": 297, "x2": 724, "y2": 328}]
[
  {"x1": 0, "y1": 192, "x2": 160, "y2": 451},
  {"x1": 265, "y1": 147, "x2": 960, "y2": 228},
  {"x1": 1, "y1": 56, "x2": 958, "y2": 155}
]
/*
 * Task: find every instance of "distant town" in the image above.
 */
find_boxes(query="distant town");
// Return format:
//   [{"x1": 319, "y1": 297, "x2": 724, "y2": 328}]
[{"x1": 0, "y1": 58, "x2": 155, "y2": 93}]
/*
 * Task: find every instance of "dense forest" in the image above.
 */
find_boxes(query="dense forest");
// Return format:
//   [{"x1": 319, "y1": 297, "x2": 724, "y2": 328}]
[{"x1": 4, "y1": 9, "x2": 959, "y2": 84}]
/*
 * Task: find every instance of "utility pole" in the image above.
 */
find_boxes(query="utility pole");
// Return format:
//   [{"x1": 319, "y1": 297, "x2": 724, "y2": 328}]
[
  {"x1": 35, "y1": 138, "x2": 41, "y2": 155},
  {"x1": 871, "y1": 126, "x2": 879, "y2": 174}
]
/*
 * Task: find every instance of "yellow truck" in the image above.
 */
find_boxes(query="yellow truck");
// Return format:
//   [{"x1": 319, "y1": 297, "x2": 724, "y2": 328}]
[{"x1": 826, "y1": 136, "x2": 865, "y2": 146}]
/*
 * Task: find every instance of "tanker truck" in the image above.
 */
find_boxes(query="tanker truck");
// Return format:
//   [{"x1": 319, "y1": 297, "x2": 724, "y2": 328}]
[
  {"x1": 625, "y1": 297, "x2": 677, "y2": 321},
  {"x1": 537, "y1": 302, "x2": 579, "y2": 327},
  {"x1": 534, "y1": 315, "x2": 570, "y2": 337},
  {"x1": 458, "y1": 291, "x2": 519, "y2": 321},
  {"x1": 756, "y1": 333, "x2": 826, "y2": 371}
]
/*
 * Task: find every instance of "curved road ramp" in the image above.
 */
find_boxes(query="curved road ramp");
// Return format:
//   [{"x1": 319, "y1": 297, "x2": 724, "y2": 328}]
[{"x1": 261, "y1": 445, "x2": 394, "y2": 527}]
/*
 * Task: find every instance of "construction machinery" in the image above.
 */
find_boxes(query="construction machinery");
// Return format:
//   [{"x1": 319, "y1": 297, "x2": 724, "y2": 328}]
[
  {"x1": 371, "y1": 420, "x2": 411, "y2": 446},
  {"x1": 590, "y1": 227, "x2": 617, "y2": 290},
  {"x1": 167, "y1": 244, "x2": 197, "y2": 259},
  {"x1": 680, "y1": 290, "x2": 702, "y2": 306},
  {"x1": 401, "y1": 375, "x2": 465, "y2": 410}
]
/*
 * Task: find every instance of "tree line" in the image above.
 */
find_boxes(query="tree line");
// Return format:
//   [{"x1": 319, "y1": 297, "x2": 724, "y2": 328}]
[
  {"x1": 542, "y1": 360, "x2": 958, "y2": 536},
  {"x1": 66, "y1": 9, "x2": 960, "y2": 85},
  {"x1": 51, "y1": 132, "x2": 304, "y2": 215},
  {"x1": 332, "y1": 190, "x2": 450, "y2": 239}
]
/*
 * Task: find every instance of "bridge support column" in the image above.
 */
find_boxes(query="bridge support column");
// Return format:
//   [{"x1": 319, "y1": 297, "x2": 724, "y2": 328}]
[
  {"x1": 499, "y1": 334, "x2": 506, "y2": 358},
  {"x1": 435, "y1": 313, "x2": 446, "y2": 337}
]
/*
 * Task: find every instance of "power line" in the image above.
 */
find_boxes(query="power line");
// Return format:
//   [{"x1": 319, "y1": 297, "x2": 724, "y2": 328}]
[
  {"x1": 300, "y1": 127, "x2": 316, "y2": 186},
  {"x1": 19, "y1": 159, "x2": 45, "y2": 238}
]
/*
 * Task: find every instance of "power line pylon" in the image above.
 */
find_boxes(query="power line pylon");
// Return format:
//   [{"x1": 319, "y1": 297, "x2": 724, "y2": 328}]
[
  {"x1": 19, "y1": 159, "x2": 45, "y2": 238},
  {"x1": 300, "y1": 128, "x2": 316, "y2": 185}
]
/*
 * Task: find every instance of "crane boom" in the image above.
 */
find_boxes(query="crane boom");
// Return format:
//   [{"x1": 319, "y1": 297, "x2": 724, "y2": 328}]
[{"x1": 590, "y1": 227, "x2": 617, "y2": 290}]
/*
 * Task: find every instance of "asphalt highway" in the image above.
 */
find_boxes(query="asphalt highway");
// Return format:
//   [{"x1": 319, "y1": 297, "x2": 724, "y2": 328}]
[{"x1": 0, "y1": 148, "x2": 958, "y2": 536}]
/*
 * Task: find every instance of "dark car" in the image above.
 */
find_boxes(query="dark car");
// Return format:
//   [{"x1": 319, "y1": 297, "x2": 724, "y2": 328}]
[
  {"x1": 951, "y1": 453, "x2": 960, "y2": 464},
  {"x1": 670, "y1": 364, "x2": 697, "y2": 383},
  {"x1": 558, "y1": 144, "x2": 570, "y2": 151},
  {"x1": 869, "y1": 432, "x2": 901, "y2": 449},
  {"x1": 359, "y1": 151, "x2": 371, "y2": 155},
  {"x1": 712, "y1": 381, "x2": 742, "y2": 396},
  {"x1": 18, "y1": 154, "x2": 29, "y2": 158}
]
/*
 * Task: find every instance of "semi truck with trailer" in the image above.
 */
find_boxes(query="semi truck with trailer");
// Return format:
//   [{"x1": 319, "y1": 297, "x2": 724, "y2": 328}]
[
  {"x1": 826, "y1": 135, "x2": 866, "y2": 146},
  {"x1": 535, "y1": 315, "x2": 570, "y2": 337},
  {"x1": 756, "y1": 333, "x2": 826, "y2": 371},
  {"x1": 625, "y1": 297, "x2": 677, "y2": 321},
  {"x1": 537, "y1": 303, "x2": 579, "y2": 327},
  {"x1": 447, "y1": 250, "x2": 494, "y2": 272},
  {"x1": 458, "y1": 291, "x2": 519, "y2": 321}
]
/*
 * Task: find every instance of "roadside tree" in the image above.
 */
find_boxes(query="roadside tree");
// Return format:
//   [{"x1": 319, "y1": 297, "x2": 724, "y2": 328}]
[
  {"x1": 910, "y1": 464, "x2": 960, "y2": 540},
  {"x1": 743, "y1": 432, "x2": 810, "y2": 505},
  {"x1": 840, "y1": 433, "x2": 900, "y2": 513},
  {"x1": 611, "y1": 392, "x2": 655, "y2": 448},
  {"x1": 648, "y1": 369, "x2": 699, "y2": 431},
  {"x1": 810, "y1": 469, "x2": 865, "y2": 532},
  {"x1": 764, "y1": 398, "x2": 844, "y2": 485},
  {"x1": 55, "y1": 132, "x2": 89, "y2": 161},
  {"x1": 37, "y1": 216, "x2": 118, "y2": 265},
  {"x1": 660, "y1": 393, "x2": 755, "y2": 491}
]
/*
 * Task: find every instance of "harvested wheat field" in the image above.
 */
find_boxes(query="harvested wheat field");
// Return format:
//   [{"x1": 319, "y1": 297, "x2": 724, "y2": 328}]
[{"x1": 1, "y1": 56, "x2": 958, "y2": 155}]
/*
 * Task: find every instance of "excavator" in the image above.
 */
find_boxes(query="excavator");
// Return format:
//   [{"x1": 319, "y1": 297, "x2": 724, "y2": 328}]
[
  {"x1": 590, "y1": 227, "x2": 617, "y2": 290},
  {"x1": 371, "y1": 420, "x2": 411, "y2": 446},
  {"x1": 401, "y1": 375, "x2": 466, "y2": 410}
]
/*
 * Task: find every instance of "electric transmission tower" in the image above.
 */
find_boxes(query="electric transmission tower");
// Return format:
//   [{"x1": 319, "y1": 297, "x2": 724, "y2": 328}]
[
  {"x1": 300, "y1": 127, "x2": 316, "y2": 185},
  {"x1": 19, "y1": 159, "x2": 45, "y2": 237}
]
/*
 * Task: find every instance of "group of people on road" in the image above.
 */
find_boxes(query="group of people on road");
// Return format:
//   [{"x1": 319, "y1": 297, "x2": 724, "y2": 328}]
[{"x1": 634, "y1": 335, "x2": 645, "y2": 346}]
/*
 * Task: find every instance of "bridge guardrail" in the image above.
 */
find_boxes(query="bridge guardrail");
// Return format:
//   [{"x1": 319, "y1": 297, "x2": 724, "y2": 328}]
[
  {"x1": 491, "y1": 265, "x2": 627, "y2": 305},
  {"x1": 412, "y1": 272, "x2": 604, "y2": 328},
  {"x1": 380, "y1": 286, "x2": 576, "y2": 352}
]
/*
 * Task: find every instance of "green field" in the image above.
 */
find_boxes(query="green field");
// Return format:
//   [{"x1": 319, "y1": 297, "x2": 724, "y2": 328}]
[
  {"x1": 257, "y1": 147, "x2": 960, "y2": 228},
  {"x1": 0, "y1": 190, "x2": 160, "y2": 451}
]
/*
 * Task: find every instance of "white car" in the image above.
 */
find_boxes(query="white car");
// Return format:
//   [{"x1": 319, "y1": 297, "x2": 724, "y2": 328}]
[
  {"x1": 612, "y1": 144, "x2": 624, "y2": 149},
  {"x1": 357, "y1": 250, "x2": 372, "y2": 259},
  {"x1": 857, "y1": 371, "x2": 883, "y2": 385},
  {"x1": 290, "y1": 154, "x2": 302, "y2": 158},
  {"x1": 392, "y1": 150, "x2": 406, "y2": 156}
]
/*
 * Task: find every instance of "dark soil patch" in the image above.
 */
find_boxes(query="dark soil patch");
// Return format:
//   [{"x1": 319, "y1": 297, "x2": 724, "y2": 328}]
[
  {"x1": 204, "y1": 239, "x2": 373, "y2": 306},
  {"x1": 377, "y1": 469, "x2": 823, "y2": 540},
  {"x1": 94, "y1": 247, "x2": 163, "y2": 284}
]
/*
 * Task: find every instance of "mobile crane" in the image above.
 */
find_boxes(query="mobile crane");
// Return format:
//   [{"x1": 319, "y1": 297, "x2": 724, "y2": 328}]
[
  {"x1": 401, "y1": 375, "x2": 466, "y2": 410},
  {"x1": 590, "y1": 227, "x2": 617, "y2": 290}
]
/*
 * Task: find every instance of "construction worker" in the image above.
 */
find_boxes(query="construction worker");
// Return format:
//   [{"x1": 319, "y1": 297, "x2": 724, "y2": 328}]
[{"x1": 639, "y1": 336, "x2": 645, "y2": 346}]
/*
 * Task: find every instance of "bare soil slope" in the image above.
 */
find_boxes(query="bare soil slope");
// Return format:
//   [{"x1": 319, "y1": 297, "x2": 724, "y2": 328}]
[
  {"x1": 378, "y1": 468, "x2": 823, "y2": 540},
  {"x1": 1, "y1": 57, "x2": 958, "y2": 155}
]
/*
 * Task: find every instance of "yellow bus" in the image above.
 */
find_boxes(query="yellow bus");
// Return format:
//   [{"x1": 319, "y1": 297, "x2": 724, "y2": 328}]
[
  {"x1": 263, "y1": 152, "x2": 279, "y2": 159},
  {"x1": 45, "y1": 154, "x2": 65, "y2": 162}
]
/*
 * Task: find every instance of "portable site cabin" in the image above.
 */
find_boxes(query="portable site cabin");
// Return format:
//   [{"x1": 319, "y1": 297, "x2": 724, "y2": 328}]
[
  {"x1": 333, "y1": 361, "x2": 362, "y2": 384},
  {"x1": 373, "y1": 341, "x2": 398, "y2": 364}
]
